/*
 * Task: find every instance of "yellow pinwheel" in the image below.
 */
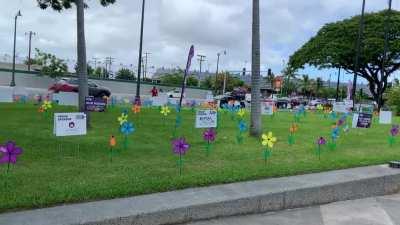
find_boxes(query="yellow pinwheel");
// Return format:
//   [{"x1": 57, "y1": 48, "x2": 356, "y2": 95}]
[
  {"x1": 117, "y1": 113, "x2": 128, "y2": 125},
  {"x1": 237, "y1": 108, "x2": 246, "y2": 118},
  {"x1": 262, "y1": 132, "x2": 277, "y2": 148},
  {"x1": 160, "y1": 106, "x2": 171, "y2": 116},
  {"x1": 316, "y1": 104, "x2": 323, "y2": 111},
  {"x1": 42, "y1": 100, "x2": 52, "y2": 111}
]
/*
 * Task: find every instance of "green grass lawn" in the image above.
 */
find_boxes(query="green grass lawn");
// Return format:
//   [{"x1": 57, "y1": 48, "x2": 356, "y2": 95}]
[{"x1": 0, "y1": 103, "x2": 399, "y2": 212}]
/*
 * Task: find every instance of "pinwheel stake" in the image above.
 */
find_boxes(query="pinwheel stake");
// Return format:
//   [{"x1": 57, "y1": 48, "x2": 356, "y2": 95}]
[
  {"x1": 172, "y1": 138, "x2": 190, "y2": 176},
  {"x1": 261, "y1": 132, "x2": 277, "y2": 165},
  {"x1": 237, "y1": 120, "x2": 248, "y2": 144},
  {"x1": 0, "y1": 141, "x2": 23, "y2": 174},
  {"x1": 109, "y1": 135, "x2": 116, "y2": 162},
  {"x1": 160, "y1": 105, "x2": 171, "y2": 128},
  {"x1": 288, "y1": 123, "x2": 298, "y2": 146},
  {"x1": 389, "y1": 125, "x2": 399, "y2": 147},
  {"x1": 329, "y1": 126, "x2": 340, "y2": 150},
  {"x1": 316, "y1": 137, "x2": 326, "y2": 160},
  {"x1": 203, "y1": 128, "x2": 216, "y2": 156},
  {"x1": 120, "y1": 122, "x2": 135, "y2": 150}
]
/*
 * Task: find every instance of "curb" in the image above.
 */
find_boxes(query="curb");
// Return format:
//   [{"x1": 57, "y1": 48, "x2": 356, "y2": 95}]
[{"x1": 1, "y1": 165, "x2": 399, "y2": 225}]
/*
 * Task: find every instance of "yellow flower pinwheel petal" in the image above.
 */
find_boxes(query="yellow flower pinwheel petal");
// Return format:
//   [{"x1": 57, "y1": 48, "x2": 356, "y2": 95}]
[
  {"x1": 117, "y1": 114, "x2": 128, "y2": 125},
  {"x1": 42, "y1": 100, "x2": 52, "y2": 110},
  {"x1": 261, "y1": 132, "x2": 277, "y2": 148},
  {"x1": 160, "y1": 106, "x2": 170, "y2": 116},
  {"x1": 237, "y1": 109, "x2": 246, "y2": 118}
]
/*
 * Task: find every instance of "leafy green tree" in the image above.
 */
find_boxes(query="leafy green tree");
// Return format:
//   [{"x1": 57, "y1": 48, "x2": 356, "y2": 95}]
[
  {"x1": 37, "y1": 0, "x2": 116, "y2": 124},
  {"x1": 387, "y1": 84, "x2": 400, "y2": 115},
  {"x1": 289, "y1": 10, "x2": 400, "y2": 110},
  {"x1": 203, "y1": 73, "x2": 245, "y2": 94},
  {"x1": 160, "y1": 73, "x2": 199, "y2": 87},
  {"x1": 30, "y1": 48, "x2": 68, "y2": 78},
  {"x1": 116, "y1": 68, "x2": 135, "y2": 80},
  {"x1": 74, "y1": 63, "x2": 94, "y2": 76},
  {"x1": 316, "y1": 77, "x2": 324, "y2": 95}
]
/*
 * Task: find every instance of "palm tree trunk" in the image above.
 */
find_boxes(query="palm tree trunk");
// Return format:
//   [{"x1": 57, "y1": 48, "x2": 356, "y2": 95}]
[
  {"x1": 250, "y1": 0, "x2": 262, "y2": 137},
  {"x1": 76, "y1": 0, "x2": 90, "y2": 125}
]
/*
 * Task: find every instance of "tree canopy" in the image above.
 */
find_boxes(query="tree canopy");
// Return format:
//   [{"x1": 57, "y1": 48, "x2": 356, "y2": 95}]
[
  {"x1": 289, "y1": 10, "x2": 400, "y2": 108},
  {"x1": 29, "y1": 48, "x2": 68, "y2": 78},
  {"x1": 37, "y1": 0, "x2": 115, "y2": 11}
]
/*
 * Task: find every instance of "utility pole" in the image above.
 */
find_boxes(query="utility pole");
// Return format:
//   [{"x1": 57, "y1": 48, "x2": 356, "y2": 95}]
[
  {"x1": 25, "y1": 31, "x2": 36, "y2": 71},
  {"x1": 197, "y1": 54, "x2": 206, "y2": 87},
  {"x1": 10, "y1": 10, "x2": 22, "y2": 87},
  {"x1": 92, "y1": 57, "x2": 100, "y2": 68},
  {"x1": 143, "y1": 52, "x2": 151, "y2": 80},
  {"x1": 135, "y1": 0, "x2": 146, "y2": 105},
  {"x1": 336, "y1": 67, "x2": 341, "y2": 101},
  {"x1": 352, "y1": 0, "x2": 366, "y2": 109}
]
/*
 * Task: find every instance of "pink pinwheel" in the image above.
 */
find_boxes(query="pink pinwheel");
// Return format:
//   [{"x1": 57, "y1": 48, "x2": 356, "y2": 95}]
[
  {"x1": 0, "y1": 141, "x2": 22, "y2": 165},
  {"x1": 317, "y1": 137, "x2": 326, "y2": 145}
]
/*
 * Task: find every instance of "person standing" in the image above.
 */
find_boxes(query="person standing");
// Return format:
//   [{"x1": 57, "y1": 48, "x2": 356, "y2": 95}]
[{"x1": 151, "y1": 86, "x2": 158, "y2": 97}]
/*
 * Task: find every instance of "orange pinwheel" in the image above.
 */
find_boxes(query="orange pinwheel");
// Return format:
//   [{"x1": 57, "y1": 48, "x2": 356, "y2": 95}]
[
  {"x1": 109, "y1": 135, "x2": 116, "y2": 147},
  {"x1": 38, "y1": 106, "x2": 44, "y2": 113},
  {"x1": 289, "y1": 123, "x2": 298, "y2": 134},
  {"x1": 132, "y1": 104, "x2": 141, "y2": 114}
]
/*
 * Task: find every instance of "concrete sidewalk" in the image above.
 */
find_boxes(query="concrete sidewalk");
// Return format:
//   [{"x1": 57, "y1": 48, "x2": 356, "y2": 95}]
[
  {"x1": 0, "y1": 165, "x2": 399, "y2": 225},
  {"x1": 186, "y1": 194, "x2": 400, "y2": 225}
]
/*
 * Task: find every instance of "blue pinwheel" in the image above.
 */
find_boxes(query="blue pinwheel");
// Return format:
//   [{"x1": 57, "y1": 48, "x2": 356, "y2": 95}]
[
  {"x1": 329, "y1": 126, "x2": 340, "y2": 150},
  {"x1": 238, "y1": 120, "x2": 248, "y2": 132},
  {"x1": 120, "y1": 122, "x2": 135, "y2": 149},
  {"x1": 121, "y1": 122, "x2": 135, "y2": 135}
]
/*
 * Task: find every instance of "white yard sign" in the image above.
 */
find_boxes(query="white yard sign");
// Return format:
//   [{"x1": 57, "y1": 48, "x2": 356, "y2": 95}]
[
  {"x1": 379, "y1": 111, "x2": 392, "y2": 124},
  {"x1": 195, "y1": 110, "x2": 217, "y2": 128},
  {"x1": 54, "y1": 113, "x2": 87, "y2": 136},
  {"x1": 261, "y1": 102, "x2": 274, "y2": 115}
]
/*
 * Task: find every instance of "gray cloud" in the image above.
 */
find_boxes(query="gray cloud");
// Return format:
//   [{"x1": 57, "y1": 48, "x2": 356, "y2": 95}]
[{"x1": 0, "y1": 0, "x2": 395, "y2": 75}]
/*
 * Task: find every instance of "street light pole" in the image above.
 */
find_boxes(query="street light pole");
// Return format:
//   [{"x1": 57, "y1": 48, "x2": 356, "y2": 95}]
[
  {"x1": 352, "y1": 0, "x2": 366, "y2": 108},
  {"x1": 135, "y1": 0, "x2": 145, "y2": 105},
  {"x1": 214, "y1": 50, "x2": 226, "y2": 95},
  {"x1": 336, "y1": 67, "x2": 341, "y2": 101},
  {"x1": 10, "y1": 10, "x2": 22, "y2": 87}
]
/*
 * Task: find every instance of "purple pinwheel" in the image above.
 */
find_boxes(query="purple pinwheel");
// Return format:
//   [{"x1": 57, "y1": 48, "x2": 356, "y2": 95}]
[
  {"x1": 390, "y1": 125, "x2": 399, "y2": 137},
  {"x1": 317, "y1": 137, "x2": 326, "y2": 145},
  {"x1": 337, "y1": 118, "x2": 345, "y2": 126},
  {"x1": 0, "y1": 141, "x2": 23, "y2": 173},
  {"x1": 172, "y1": 138, "x2": 190, "y2": 155},
  {"x1": 203, "y1": 128, "x2": 216, "y2": 142},
  {"x1": 0, "y1": 141, "x2": 22, "y2": 165}
]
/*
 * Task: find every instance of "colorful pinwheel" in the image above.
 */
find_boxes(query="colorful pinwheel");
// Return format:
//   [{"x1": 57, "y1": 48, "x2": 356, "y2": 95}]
[
  {"x1": 389, "y1": 125, "x2": 399, "y2": 146},
  {"x1": 288, "y1": 123, "x2": 298, "y2": 145},
  {"x1": 117, "y1": 113, "x2": 128, "y2": 125},
  {"x1": 316, "y1": 137, "x2": 326, "y2": 160},
  {"x1": 237, "y1": 120, "x2": 248, "y2": 143},
  {"x1": 109, "y1": 135, "x2": 117, "y2": 162},
  {"x1": 160, "y1": 105, "x2": 171, "y2": 116},
  {"x1": 203, "y1": 128, "x2": 216, "y2": 156},
  {"x1": 120, "y1": 122, "x2": 135, "y2": 149},
  {"x1": 172, "y1": 138, "x2": 190, "y2": 175},
  {"x1": 132, "y1": 104, "x2": 141, "y2": 114},
  {"x1": 329, "y1": 126, "x2": 340, "y2": 150},
  {"x1": 237, "y1": 108, "x2": 246, "y2": 118},
  {"x1": 0, "y1": 141, "x2": 23, "y2": 173},
  {"x1": 261, "y1": 132, "x2": 277, "y2": 163}
]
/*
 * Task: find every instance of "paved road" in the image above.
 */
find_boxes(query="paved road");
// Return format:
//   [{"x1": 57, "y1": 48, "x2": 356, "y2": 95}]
[{"x1": 186, "y1": 194, "x2": 400, "y2": 225}]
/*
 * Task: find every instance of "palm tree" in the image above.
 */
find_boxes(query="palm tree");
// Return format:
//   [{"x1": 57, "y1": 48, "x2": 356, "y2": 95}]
[
  {"x1": 37, "y1": 0, "x2": 115, "y2": 125},
  {"x1": 250, "y1": 0, "x2": 261, "y2": 137},
  {"x1": 316, "y1": 77, "x2": 324, "y2": 97},
  {"x1": 301, "y1": 75, "x2": 310, "y2": 96}
]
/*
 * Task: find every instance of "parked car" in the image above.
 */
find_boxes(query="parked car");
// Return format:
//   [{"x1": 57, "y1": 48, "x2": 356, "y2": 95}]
[
  {"x1": 166, "y1": 89, "x2": 184, "y2": 98},
  {"x1": 49, "y1": 78, "x2": 111, "y2": 98}
]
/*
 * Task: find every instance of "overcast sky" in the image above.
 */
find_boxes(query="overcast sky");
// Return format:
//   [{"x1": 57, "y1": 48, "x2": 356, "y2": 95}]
[{"x1": 0, "y1": 0, "x2": 397, "y2": 81}]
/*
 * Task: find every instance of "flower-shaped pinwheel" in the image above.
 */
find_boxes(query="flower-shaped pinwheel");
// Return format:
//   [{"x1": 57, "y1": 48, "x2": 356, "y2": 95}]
[
  {"x1": 203, "y1": 128, "x2": 216, "y2": 142},
  {"x1": 120, "y1": 122, "x2": 135, "y2": 135},
  {"x1": 262, "y1": 132, "x2": 277, "y2": 148},
  {"x1": 42, "y1": 100, "x2": 52, "y2": 111},
  {"x1": 117, "y1": 113, "x2": 128, "y2": 125},
  {"x1": 161, "y1": 105, "x2": 171, "y2": 116},
  {"x1": 172, "y1": 138, "x2": 190, "y2": 155},
  {"x1": 317, "y1": 137, "x2": 326, "y2": 146},
  {"x1": 0, "y1": 141, "x2": 23, "y2": 173},
  {"x1": 391, "y1": 125, "x2": 399, "y2": 137},
  {"x1": 316, "y1": 104, "x2": 324, "y2": 111},
  {"x1": 109, "y1": 135, "x2": 116, "y2": 147},
  {"x1": 389, "y1": 125, "x2": 399, "y2": 146},
  {"x1": 132, "y1": 104, "x2": 141, "y2": 114},
  {"x1": 237, "y1": 108, "x2": 246, "y2": 118},
  {"x1": 331, "y1": 126, "x2": 340, "y2": 141},
  {"x1": 38, "y1": 106, "x2": 44, "y2": 113},
  {"x1": 337, "y1": 117, "x2": 345, "y2": 126},
  {"x1": 289, "y1": 123, "x2": 299, "y2": 134},
  {"x1": 238, "y1": 120, "x2": 248, "y2": 133}
]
